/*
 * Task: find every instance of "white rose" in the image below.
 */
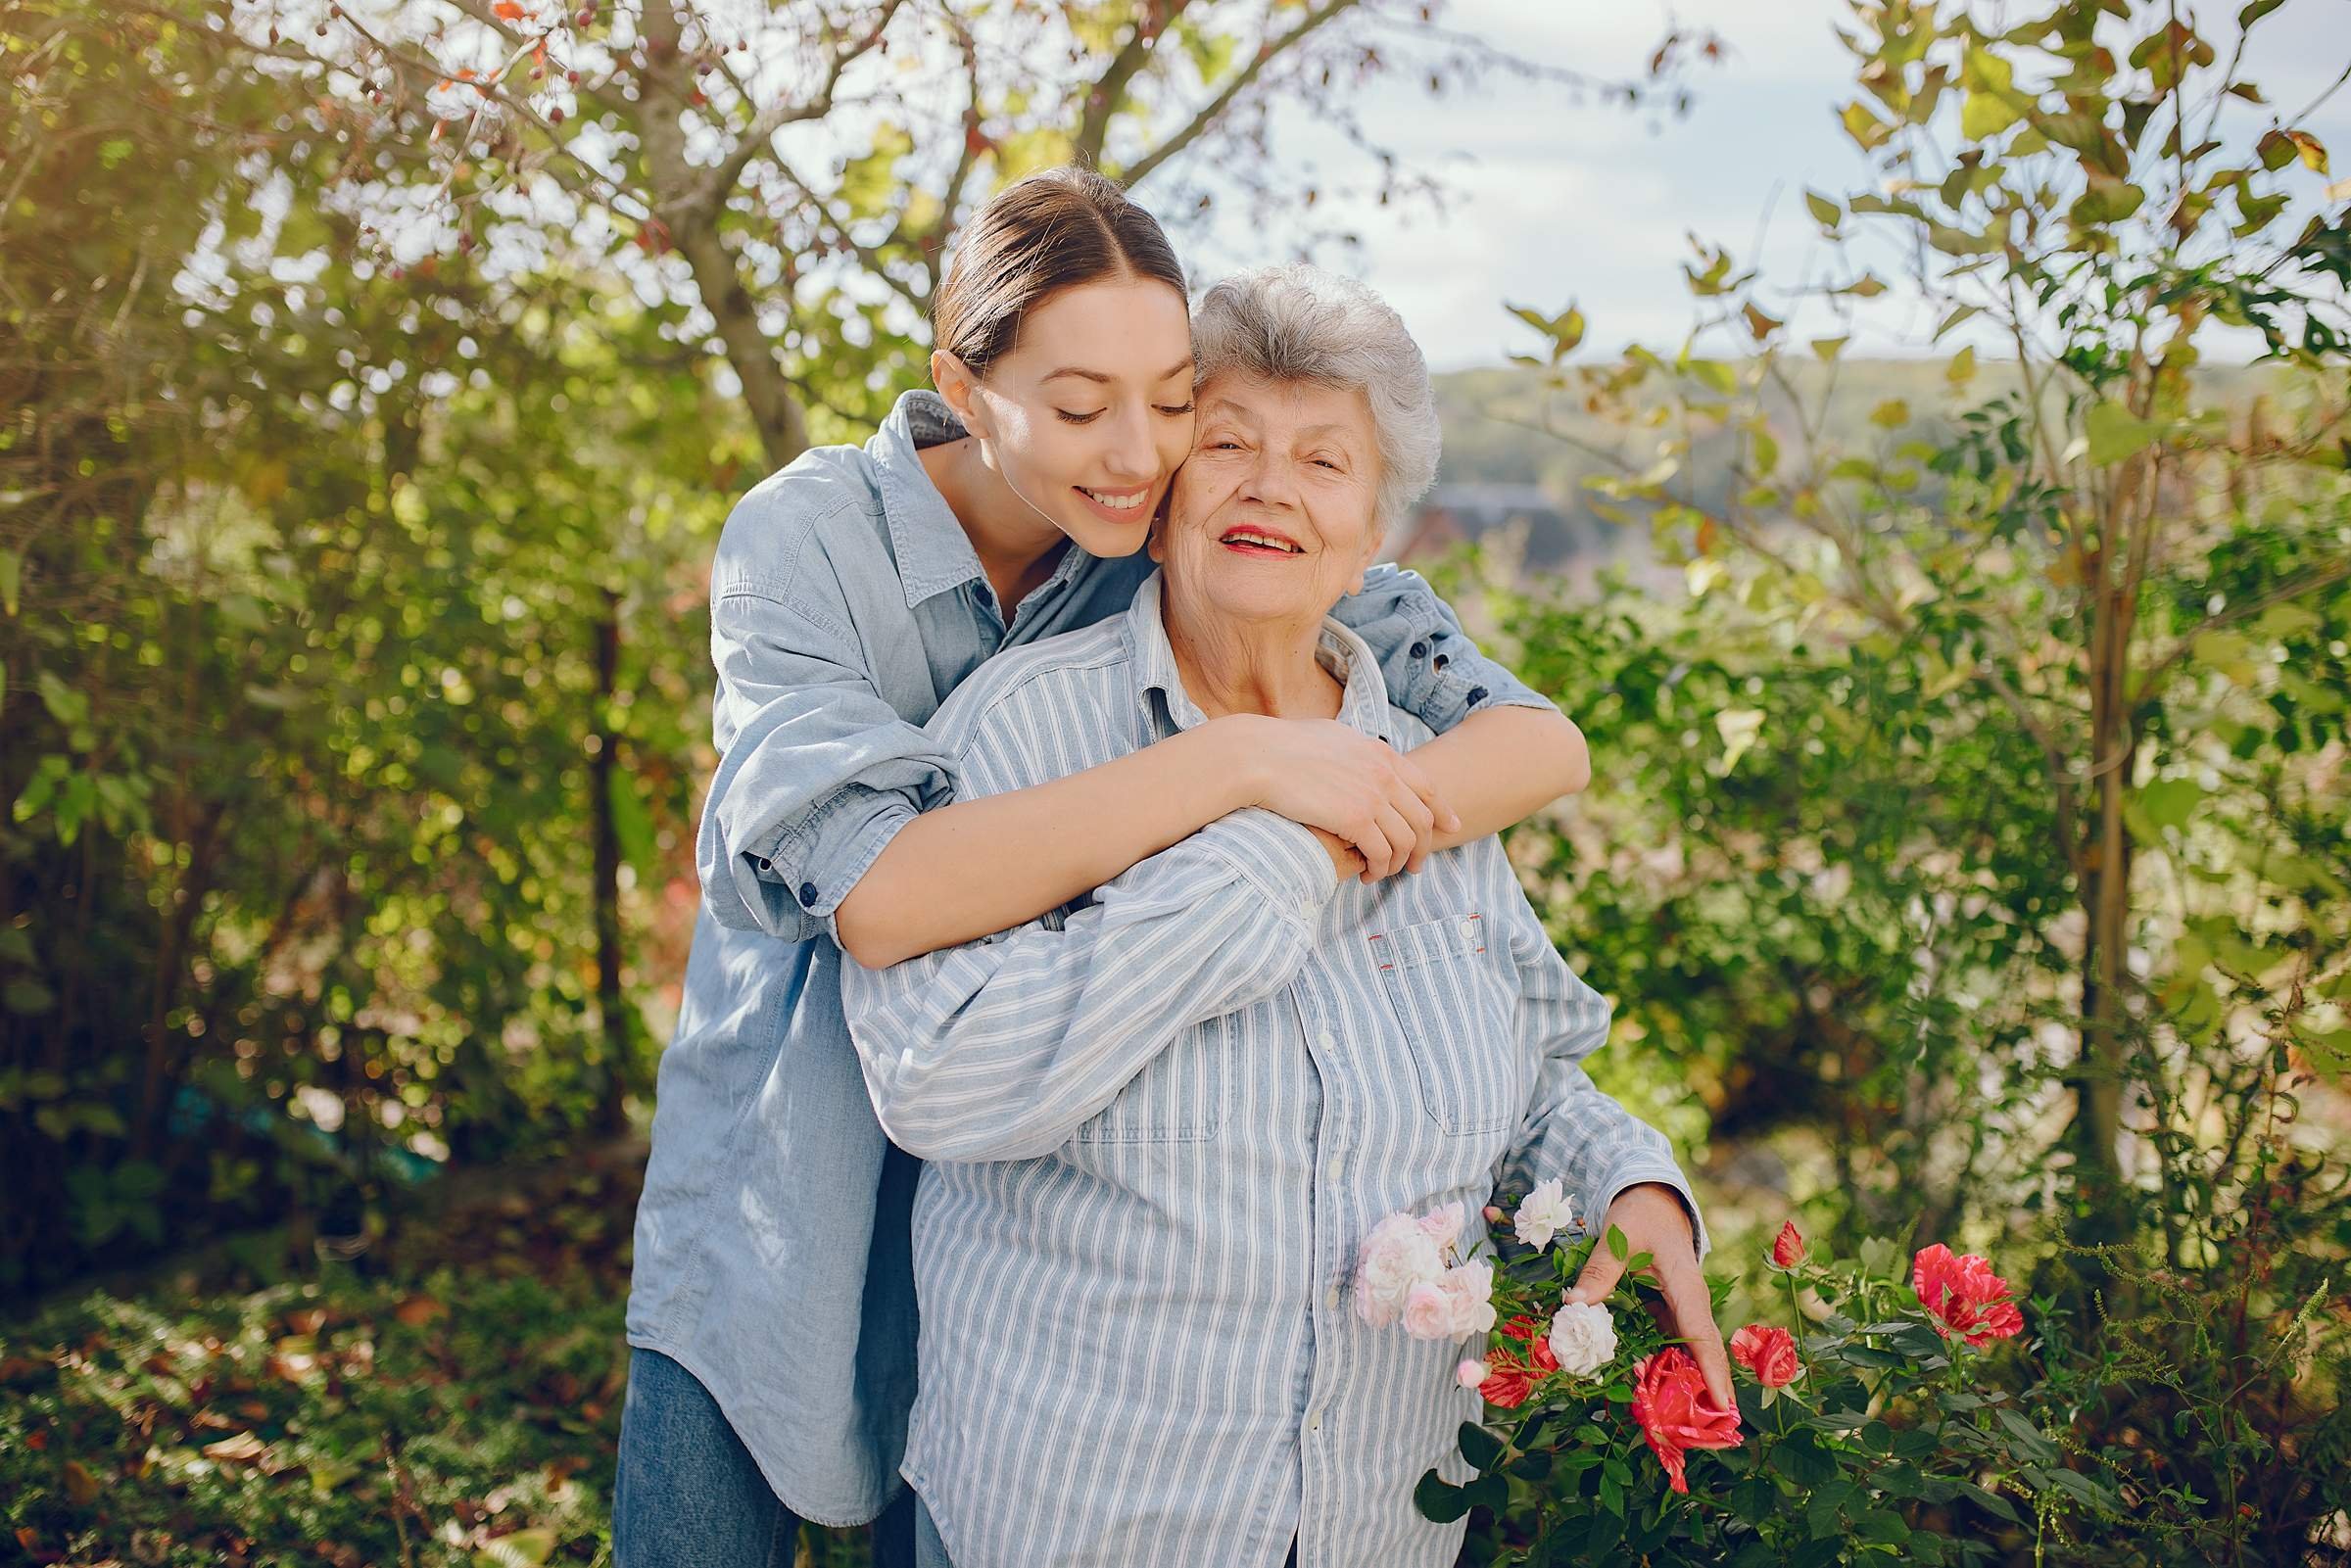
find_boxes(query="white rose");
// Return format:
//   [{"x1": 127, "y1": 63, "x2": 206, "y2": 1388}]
[
  {"x1": 1546, "y1": 1301, "x2": 1618, "y2": 1377},
  {"x1": 1513, "y1": 1178, "x2": 1577, "y2": 1253},
  {"x1": 1355, "y1": 1212, "x2": 1445, "y2": 1327},
  {"x1": 1401, "y1": 1281, "x2": 1456, "y2": 1341},
  {"x1": 1441, "y1": 1259, "x2": 1498, "y2": 1339}
]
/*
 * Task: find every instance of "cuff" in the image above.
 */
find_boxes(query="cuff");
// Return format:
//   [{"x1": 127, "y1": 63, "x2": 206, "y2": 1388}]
[
  {"x1": 1594, "y1": 1168, "x2": 1711, "y2": 1266},
  {"x1": 1194, "y1": 807, "x2": 1343, "y2": 927},
  {"x1": 752, "y1": 784, "x2": 920, "y2": 929}
]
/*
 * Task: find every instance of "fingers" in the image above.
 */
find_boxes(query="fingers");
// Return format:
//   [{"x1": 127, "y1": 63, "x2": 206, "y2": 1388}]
[
  {"x1": 1660, "y1": 1267, "x2": 1736, "y2": 1411},
  {"x1": 1366, "y1": 801, "x2": 1416, "y2": 881},
  {"x1": 1393, "y1": 753, "x2": 1462, "y2": 838},
  {"x1": 1563, "y1": 1239, "x2": 1626, "y2": 1307},
  {"x1": 1347, "y1": 812, "x2": 1404, "y2": 881}
]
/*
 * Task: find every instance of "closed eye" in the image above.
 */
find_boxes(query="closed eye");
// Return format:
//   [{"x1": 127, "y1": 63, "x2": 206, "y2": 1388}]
[
  {"x1": 1156, "y1": 402, "x2": 1194, "y2": 416},
  {"x1": 1056, "y1": 409, "x2": 1106, "y2": 425}
]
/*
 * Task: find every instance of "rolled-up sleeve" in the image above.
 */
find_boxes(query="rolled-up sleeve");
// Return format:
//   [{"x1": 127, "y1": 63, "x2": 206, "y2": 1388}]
[
  {"x1": 1492, "y1": 895, "x2": 1710, "y2": 1265},
  {"x1": 1330, "y1": 563, "x2": 1559, "y2": 734},
  {"x1": 840, "y1": 808, "x2": 1336, "y2": 1163},
  {"x1": 696, "y1": 558, "x2": 954, "y2": 945}
]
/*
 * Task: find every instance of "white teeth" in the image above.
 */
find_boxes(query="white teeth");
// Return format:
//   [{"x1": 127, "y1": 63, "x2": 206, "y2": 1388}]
[
  {"x1": 1222, "y1": 531, "x2": 1300, "y2": 552},
  {"x1": 1081, "y1": 487, "x2": 1147, "y2": 510}
]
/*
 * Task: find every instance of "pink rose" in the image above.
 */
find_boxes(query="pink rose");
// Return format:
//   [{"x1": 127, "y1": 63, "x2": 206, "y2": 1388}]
[
  {"x1": 1402, "y1": 1280, "x2": 1455, "y2": 1341},
  {"x1": 1439, "y1": 1258, "x2": 1497, "y2": 1338},
  {"x1": 1911, "y1": 1244, "x2": 2025, "y2": 1349},
  {"x1": 1416, "y1": 1201, "x2": 1465, "y2": 1254},
  {"x1": 1730, "y1": 1323, "x2": 1799, "y2": 1388},
  {"x1": 1770, "y1": 1220, "x2": 1806, "y2": 1269}
]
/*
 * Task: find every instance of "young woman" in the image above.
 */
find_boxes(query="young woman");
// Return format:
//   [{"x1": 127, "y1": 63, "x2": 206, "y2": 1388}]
[{"x1": 611, "y1": 167, "x2": 1593, "y2": 1568}]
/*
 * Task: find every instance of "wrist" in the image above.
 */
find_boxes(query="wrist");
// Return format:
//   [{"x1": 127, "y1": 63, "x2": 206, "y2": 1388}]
[{"x1": 1200, "y1": 713, "x2": 1271, "y2": 815}]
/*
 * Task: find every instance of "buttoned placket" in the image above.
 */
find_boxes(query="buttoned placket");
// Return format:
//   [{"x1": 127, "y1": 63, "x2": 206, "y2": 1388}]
[{"x1": 1294, "y1": 932, "x2": 1352, "y2": 1568}]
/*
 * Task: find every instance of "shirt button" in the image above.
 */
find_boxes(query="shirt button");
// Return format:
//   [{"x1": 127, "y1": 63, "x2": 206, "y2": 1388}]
[
  {"x1": 1315, "y1": 1030, "x2": 1335, "y2": 1051},
  {"x1": 1308, "y1": 1408, "x2": 1323, "y2": 1432},
  {"x1": 797, "y1": 881, "x2": 819, "y2": 908},
  {"x1": 1409, "y1": 641, "x2": 1428, "y2": 659},
  {"x1": 1325, "y1": 1284, "x2": 1341, "y2": 1309},
  {"x1": 1324, "y1": 1156, "x2": 1343, "y2": 1182},
  {"x1": 1466, "y1": 685, "x2": 1490, "y2": 705}
]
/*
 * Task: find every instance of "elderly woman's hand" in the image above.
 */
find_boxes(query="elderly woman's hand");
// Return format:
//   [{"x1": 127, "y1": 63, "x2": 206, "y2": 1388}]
[
  {"x1": 1225, "y1": 714, "x2": 1463, "y2": 881},
  {"x1": 1561, "y1": 1182, "x2": 1735, "y2": 1410}
]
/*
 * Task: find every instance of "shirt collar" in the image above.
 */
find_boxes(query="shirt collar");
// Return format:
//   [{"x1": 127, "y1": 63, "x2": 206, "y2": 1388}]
[
  {"x1": 869, "y1": 389, "x2": 990, "y2": 609},
  {"x1": 1124, "y1": 567, "x2": 1394, "y2": 739},
  {"x1": 869, "y1": 387, "x2": 1095, "y2": 614}
]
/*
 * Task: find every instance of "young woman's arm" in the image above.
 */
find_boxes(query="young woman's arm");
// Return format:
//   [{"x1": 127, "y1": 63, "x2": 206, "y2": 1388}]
[
  {"x1": 833, "y1": 572, "x2": 1591, "y2": 969},
  {"x1": 701, "y1": 518, "x2": 1446, "y2": 963}
]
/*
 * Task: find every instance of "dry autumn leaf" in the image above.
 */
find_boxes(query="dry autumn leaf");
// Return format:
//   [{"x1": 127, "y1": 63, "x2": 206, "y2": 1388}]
[
  {"x1": 203, "y1": 1432, "x2": 268, "y2": 1462},
  {"x1": 396, "y1": 1295, "x2": 448, "y2": 1326}
]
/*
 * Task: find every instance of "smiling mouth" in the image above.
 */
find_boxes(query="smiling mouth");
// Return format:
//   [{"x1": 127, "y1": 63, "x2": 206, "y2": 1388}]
[
  {"x1": 1219, "y1": 529, "x2": 1303, "y2": 555},
  {"x1": 1076, "y1": 485, "x2": 1150, "y2": 512}
]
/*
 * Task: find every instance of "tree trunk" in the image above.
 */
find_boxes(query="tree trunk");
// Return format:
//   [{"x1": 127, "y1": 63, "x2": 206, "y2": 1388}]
[{"x1": 591, "y1": 588, "x2": 631, "y2": 1137}]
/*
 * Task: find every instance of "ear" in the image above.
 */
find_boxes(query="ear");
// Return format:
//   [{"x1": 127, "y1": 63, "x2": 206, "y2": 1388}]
[{"x1": 930, "y1": 349, "x2": 992, "y2": 439}]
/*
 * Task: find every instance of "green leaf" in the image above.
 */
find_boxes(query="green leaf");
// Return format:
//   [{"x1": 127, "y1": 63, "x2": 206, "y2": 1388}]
[
  {"x1": 2083, "y1": 400, "x2": 2157, "y2": 465},
  {"x1": 2134, "y1": 777, "x2": 2202, "y2": 832},
  {"x1": 1804, "y1": 189, "x2": 1842, "y2": 228},
  {"x1": 35, "y1": 671, "x2": 88, "y2": 729},
  {"x1": 475, "y1": 1529, "x2": 557, "y2": 1568},
  {"x1": 1458, "y1": 1420, "x2": 1503, "y2": 1471},
  {"x1": 1607, "y1": 1223, "x2": 1629, "y2": 1261},
  {"x1": 1414, "y1": 1468, "x2": 1471, "y2": 1523},
  {"x1": 0, "y1": 549, "x2": 18, "y2": 616}
]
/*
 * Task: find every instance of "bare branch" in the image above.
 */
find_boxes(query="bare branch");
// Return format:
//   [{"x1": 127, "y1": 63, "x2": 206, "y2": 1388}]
[
  {"x1": 1074, "y1": 0, "x2": 1194, "y2": 167},
  {"x1": 690, "y1": 0, "x2": 907, "y2": 218},
  {"x1": 1120, "y1": 0, "x2": 1359, "y2": 188}
]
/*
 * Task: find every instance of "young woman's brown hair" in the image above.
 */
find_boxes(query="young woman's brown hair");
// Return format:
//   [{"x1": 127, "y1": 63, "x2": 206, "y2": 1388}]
[{"x1": 931, "y1": 166, "x2": 1188, "y2": 379}]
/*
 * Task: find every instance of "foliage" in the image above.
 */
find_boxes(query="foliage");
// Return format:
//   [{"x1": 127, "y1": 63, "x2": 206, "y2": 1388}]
[
  {"x1": 227, "y1": 0, "x2": 1715, "y2": 464},
  {"x1": 1420, "y1": 1215, "x2": 2097, "y2": 1567},
  {"x1": 2, "y1": 2, "x2": 736, "y2": 1297},
  {"x1": 1447, "y1": 0, "x2": 2351, "y2": 1558}
]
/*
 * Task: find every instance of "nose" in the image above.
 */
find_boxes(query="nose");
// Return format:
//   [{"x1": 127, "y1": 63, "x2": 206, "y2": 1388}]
[
  {"x1": 1101, "y1": 404, "x2": 1156, "y2": 483},
  {"x1": 1238, "y1": 444, "x2": 1300, "y2": 509}
]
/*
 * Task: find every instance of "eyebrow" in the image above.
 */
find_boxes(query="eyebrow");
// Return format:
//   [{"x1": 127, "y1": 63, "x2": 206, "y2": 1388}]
[{"x1": 1041, "y1": 358, "x2": 1195, "y2": 387}]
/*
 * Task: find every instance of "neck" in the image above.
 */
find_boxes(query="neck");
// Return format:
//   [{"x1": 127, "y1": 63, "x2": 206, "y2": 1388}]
[
  {"x1": 920, "y1": 436, "x2": 1071, "y2": 616},
  {"x1": 1160, "y1": 576, "x2": 1344, "y2": 722}
]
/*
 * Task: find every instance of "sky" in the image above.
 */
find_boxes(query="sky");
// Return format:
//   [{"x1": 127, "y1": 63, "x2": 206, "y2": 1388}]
[{"x1": 1178, "y1": 0, "x2": 2351, "y2": 369}]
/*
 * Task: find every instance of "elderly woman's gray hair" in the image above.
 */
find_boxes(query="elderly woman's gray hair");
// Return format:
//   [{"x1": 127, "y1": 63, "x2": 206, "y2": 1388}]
[{"x1": 1189, "y1": 264, "x2": 1441, "y2": 538}]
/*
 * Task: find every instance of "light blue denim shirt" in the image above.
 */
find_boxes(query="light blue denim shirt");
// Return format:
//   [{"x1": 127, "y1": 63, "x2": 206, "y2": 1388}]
[
  {"x1": 837, "y1": 572, "x2": 1705, "y2": 1567},
  {"x1": 625, "y1": 389, "x2": 1561, "y2": 1527}
]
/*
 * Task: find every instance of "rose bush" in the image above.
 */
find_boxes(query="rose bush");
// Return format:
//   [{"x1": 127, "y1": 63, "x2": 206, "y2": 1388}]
[{"x1": 1388, "y1": 1201, "x2": 2118, "y2": 1566}]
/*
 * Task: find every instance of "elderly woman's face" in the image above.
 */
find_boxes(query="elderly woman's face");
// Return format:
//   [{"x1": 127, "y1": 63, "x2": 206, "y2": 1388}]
[{"x1": 1152, "y1": 372, "x2": 1385, "y2": 624}]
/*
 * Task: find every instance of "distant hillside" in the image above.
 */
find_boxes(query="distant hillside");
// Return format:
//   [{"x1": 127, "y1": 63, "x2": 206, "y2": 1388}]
[{"x1": 1418, "y1": 357, "x2": 2305, "y2": 578}]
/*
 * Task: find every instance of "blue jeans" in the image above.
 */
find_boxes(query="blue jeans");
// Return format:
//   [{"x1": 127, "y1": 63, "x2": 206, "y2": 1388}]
[{"x1": 614, "y1": 1348, "x2": 915, "y2": 1568}]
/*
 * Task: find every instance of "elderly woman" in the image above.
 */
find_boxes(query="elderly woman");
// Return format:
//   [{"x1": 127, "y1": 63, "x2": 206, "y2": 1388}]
[{"x1": 840, "y1": 265, "x2": 1720, "y2": 1568}]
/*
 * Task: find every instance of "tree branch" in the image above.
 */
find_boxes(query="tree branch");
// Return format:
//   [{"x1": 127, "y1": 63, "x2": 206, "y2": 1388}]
[
  {"x1": 1119, "y1": 0, "x2": 1359, "y2": 187},
  {"x1": 1074, "y1": 0, "x2": 1193, "y2": 167}
]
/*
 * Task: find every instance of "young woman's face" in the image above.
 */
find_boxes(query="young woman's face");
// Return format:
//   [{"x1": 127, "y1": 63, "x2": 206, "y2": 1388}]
[{"x1": 946, "y1": 274, "x2": 1196, "y2": 558}]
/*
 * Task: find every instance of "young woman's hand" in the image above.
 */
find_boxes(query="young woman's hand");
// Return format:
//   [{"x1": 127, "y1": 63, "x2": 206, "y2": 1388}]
[{"x1": 1223, "y1": 715, "x2": 1463, "y2": 881}]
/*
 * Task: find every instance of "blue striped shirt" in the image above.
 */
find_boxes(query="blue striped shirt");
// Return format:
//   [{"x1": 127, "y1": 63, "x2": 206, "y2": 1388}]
[{"x1": 841, "y1": 569, "x2": 1707, "y2": 1568}]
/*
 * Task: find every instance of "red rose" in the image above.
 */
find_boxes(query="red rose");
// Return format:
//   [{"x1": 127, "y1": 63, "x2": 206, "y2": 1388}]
[
  {"x1": 1477, "y1": 1315, "x2": 1559, "y2": 1410},
  {"x1": 1729, "y1": 1323, "x2": 1799, "y2": 1388},
  {"x1": 1630, "y1": 1346, "x2": 1743, "y2": 1494},
  {"x1": 1770, "y1": 1220, "x2": 1806, "y2": 1269},
  {"x1": 1911, "y1": 1244, "x2": 2025, "y2": 1349}
]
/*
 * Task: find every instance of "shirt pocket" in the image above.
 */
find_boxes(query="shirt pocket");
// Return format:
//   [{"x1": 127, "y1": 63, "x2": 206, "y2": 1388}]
[
  {"x1": 1368, "y1": 911, "x2": 1521, "y2": 1138},
  {"x1": 1070, "y1": 1013, "x2": 1231, "y2": 1144}
]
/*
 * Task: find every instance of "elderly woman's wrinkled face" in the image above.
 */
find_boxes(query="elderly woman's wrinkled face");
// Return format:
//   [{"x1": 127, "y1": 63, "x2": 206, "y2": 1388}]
[{"x1": 1151, "y1": 372, "x2": 1385, "y2": 625}]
